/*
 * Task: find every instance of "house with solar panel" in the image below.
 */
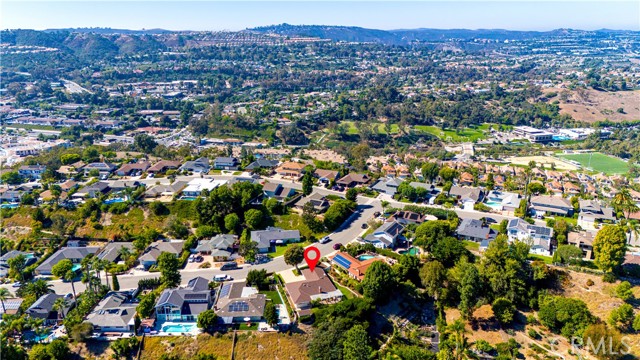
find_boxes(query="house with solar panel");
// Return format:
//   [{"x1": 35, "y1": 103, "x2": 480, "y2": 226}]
[
  {"x1": 507, "y1": 218, "x2": 554, "y2": 256},
  {"x1": 154, "y1": 277, "x2": 212, "y2": 322},
  {"x1": 215, "y1": 281, "x2": 266, "y2": 325},
  {"x1": 330, "y1": 252, "x2": 383, "y2": 281}
]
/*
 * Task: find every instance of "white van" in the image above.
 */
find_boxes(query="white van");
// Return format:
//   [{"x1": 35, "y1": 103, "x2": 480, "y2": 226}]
[{"x1": 214, "y1": 274, "x2": 231, "y2": 282}]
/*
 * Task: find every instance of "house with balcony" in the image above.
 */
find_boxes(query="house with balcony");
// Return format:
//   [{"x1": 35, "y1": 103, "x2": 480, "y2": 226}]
[
  {"x1": 275, "y1": 161, "x2": 306, "y2": 178},
  {"x1": 18, "y1": 165, "x2": 46, "y2": 180},
  {"x1": 568, "y1": 231, "x2": 596, "y2": 260},
  {"x1": 155, "y1": 277, "x2": 212, "y2": 322},
  {"x1": 213, "y1": 157, "x2": 239, "y2": 170},
  {"x1": 507, "y1": 218, "x2": 554, "y2": 256},
  {"x1": 530, "y1": 195, "x2": 574, "y2": 217},
  {"x1": 578, "y1": 200, "x2": 616, "y2": 230},
  {"x1": 86, "y1": 291, "x2": 138, "y2": 334}
]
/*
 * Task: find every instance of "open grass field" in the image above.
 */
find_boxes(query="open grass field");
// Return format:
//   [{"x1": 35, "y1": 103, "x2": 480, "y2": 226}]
[
  {"x1": 340, "y1": 121, "x2": 399, "y2": 135},
  {"x1": 507, "y1": 155, "x2": 579, "y2": 171},
  {"x1": 556, "y1": 152, "x2": 628, "y2": 174},
  {"x1": 413, "y1": 125, "x2": 487, "y2": 141}
]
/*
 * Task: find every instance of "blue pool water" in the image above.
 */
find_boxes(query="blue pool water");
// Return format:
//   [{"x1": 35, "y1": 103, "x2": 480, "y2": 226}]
[
  {"x1": 357, "y1": 255, "x2": 376, "y2": 261},
  {"x1": 485, "y1": 200, "x2": 502, "y2": 209},
  {"x1": 399, "y1": 248, "x2": 419, "y2": 256},
  {"x1": 104, "y1": 198, "x2": 125, "y2": 204},
  {"x1": 552, "y1": 135, "x2": 570, "y2": 141},
  {"x1": 0, "y1": 203, "x2": 19, "y2": 209},
  {"x1": 162, "y1": 323, "x2": 197, "y2": 333},
  {"x1": 180, "y1": 196, "x2": 197, "y2": 201}
]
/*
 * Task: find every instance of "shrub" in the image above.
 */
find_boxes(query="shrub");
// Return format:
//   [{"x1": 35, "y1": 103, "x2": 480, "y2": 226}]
[
  {"x1": 614, "y1": 281, "x2": 633, "y2": 301},
  {"x1": 603, "y1": 272, "x2": 617, "y2": 283},
  {"x1": 528, "y1": 328, "x2": 539, "y2": 339},
  {"x1": 69, "y1": 321, "x2": 94, "y2": 342},
  {"x1": 492, "y1": 298, "x2": 516, "y2": 325},
  {"x1": 475, "y1": 339, "x2": 493, "y2": 353},
  {"x1": 586, "y1": 279, "x2": 594, "y2": 287},
  {"x1": 199, "y1": 262, "x2": 211, "y2": 269}
]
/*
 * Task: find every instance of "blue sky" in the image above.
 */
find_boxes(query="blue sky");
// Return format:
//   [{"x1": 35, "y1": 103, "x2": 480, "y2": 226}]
[{"x1": 2, "y1": 1, "x2": 639, "y2": 31}]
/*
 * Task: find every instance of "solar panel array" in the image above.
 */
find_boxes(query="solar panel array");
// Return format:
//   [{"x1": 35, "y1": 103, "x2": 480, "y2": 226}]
[
  {"x1": 184, "y1": 293, "x2": 208, "y2": 300},
  {"x1": 220, "y1": 284, "x2": 231, "y2": 298},
  {"x1": 333, "y1": 254, "x2": 351, "y2": 269},
  {"x1": 229, "y1": 301, "x2": 249, "y2": 312}
]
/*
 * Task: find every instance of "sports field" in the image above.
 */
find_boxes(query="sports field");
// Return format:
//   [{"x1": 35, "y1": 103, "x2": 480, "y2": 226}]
[{"x1": 556, "y1": 152, "x2": 628, "y2": 174}]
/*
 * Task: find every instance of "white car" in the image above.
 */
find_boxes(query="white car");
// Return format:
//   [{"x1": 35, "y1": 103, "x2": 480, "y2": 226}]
[{"x1": 319, "y1": 236, "x2": 331, "y2": 244}]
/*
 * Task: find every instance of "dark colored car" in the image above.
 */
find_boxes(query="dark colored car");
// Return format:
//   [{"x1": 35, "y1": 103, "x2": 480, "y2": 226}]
[
  {"x1": 361, "y1": 223, "x2": 368, "y2": 229},
  {"x1": 333, "y1": 243, "x2": 343, "y2": 251}
]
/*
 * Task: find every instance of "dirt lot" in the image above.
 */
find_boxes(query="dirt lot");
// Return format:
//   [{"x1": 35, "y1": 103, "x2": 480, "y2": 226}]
[
  {"x1": 507, "y1": 155, "x2": 579, "y2": 171},
  {"x1": 545, "y1": 88, "x2": 640, "y2": 123}
]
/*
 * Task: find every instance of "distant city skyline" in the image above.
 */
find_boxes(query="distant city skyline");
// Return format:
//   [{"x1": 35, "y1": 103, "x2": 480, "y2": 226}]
[{"x1": 2, "y1": 1, "x2": 639, "y2": 32}]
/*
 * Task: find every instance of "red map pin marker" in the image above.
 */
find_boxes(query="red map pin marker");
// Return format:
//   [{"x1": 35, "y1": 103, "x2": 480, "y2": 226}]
[{"x1": 304, "y1": 246, "x2": 321, "y2": 272}]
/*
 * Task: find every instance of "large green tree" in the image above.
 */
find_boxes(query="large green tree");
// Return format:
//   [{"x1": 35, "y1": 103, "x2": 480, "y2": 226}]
[
  {"x1": 361, "y1": 261, "x2": 395, "y2": 304},
  {"x1": 342, "y1": 324, "x2": 372, "y2": 360},
  {"x1": 157, "y1": 252, "x2": 181, "y2": 287},
  {"x1": 284, "y1": 245, "x2": 304, "y2": 272},
  {"x1": 197, "y1": 309, "x2": 218, "y2": 333},
  {"x1": 593, "y1": 225, "x2": 627, "y2": 275}
]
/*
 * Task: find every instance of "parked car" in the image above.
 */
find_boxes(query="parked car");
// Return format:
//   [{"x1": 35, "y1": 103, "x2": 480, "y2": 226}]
[
  {"x1": 373, "y1": 211, "x2": 381, "y2": 217},
  {"x1": 333, "y1": 243, "x2": 343, "y2": 251},
  {"x1": 319, "y1": 236, "x2": 331, "y2": 244},
  {"x1": 12, "y1": 282, "x2": 21, "y2": 288},
  {"x1": 220, "y1": 262, "x2": 238, "y2": 270},
  {"x1": 214, "y1": 274, "x2": 232, "y2": 282},
  {"x1": 361, "y1": 223, "x2": 368, "y2": 229}
]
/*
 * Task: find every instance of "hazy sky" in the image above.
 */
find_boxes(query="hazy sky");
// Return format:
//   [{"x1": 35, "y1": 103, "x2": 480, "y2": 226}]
[{"x1": 2, "y1": 1, "x2": 639, "y2": 31}]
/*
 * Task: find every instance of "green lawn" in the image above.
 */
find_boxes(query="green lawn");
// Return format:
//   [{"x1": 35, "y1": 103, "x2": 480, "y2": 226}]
[
  {"x1": 261, "y1": 290, "x2": 283, "y2": 304},
  {"x1": 529, "y1": 254, "x2": 553, "y2": 264},
  {"x1": 269, "y1": 240, "x2": 312, "y2": 258},
  {"x1": 463, "y1": 240, "x2": 480, "y2": 251},
  {"x1": 340, "y1": 121, "x2": 399, "y2": 135},
  {"x1": 556, "y1": 152, "x2": 628, "y2": 174},
  {"x1": 414, "y1": 125, "x2": 487, "y2": 142},
  {"x1": 335, "y1": 282, "x2": 355, "y2": 299}
]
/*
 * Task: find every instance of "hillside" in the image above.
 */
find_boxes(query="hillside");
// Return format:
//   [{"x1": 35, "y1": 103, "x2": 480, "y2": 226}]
[{"x1": 544, "y1": 88, "x2": 640, "y2": 123}]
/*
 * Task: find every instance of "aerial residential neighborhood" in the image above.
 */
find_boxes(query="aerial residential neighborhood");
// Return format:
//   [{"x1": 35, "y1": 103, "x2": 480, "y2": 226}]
[{"x1": 1, "y1": 2, "x2": 640, "y2": 360}]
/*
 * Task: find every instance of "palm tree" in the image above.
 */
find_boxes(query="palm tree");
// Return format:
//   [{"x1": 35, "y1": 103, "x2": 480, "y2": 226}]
[
  {"x1": 28, "y1": 279, "x2": 53, "y2": 299},
  {"x1": 0, "y1": 288, "x2": 12, "y2": 314},
  {"x1": 64, "y1": 270, "x2": 77, "y2": 299},
  {"x1": 447, "y1": 319, "x2": 472, "y2": 360},
  {"x1": 53, "y1": 297, "x2": 68, "y2": 321},
  {"x1": 102, "y1": 260, "x2": 112, "y2": 291},
  {"x1": 613, "y1": 188, "x2": 639, "y2": 219}
]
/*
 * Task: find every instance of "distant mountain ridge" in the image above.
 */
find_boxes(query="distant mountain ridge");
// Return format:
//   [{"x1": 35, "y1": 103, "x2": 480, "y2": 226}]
[
  {"x1": 44, "y1": 27, "x2": 174, "y2": 35},
  {"x1": 250, "y1": 23, "x2": 638, "y2": 44}
]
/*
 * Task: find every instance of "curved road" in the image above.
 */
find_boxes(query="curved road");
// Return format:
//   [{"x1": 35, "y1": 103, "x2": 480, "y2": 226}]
[{"x1": 14, "y1": 196, "x2": 381, "y2": 295}]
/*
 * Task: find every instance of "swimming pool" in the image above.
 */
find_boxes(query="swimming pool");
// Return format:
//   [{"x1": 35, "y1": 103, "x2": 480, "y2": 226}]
[
  {"x1": 104, "y1": 198, "x2": 126, "y2": 205},
  {"x1": 357, "y1": 255, "x2": 376, "y2": 261},
  {"x1": 485, "y1": 200, "x2": 503, "y2": 210},
  {"x1": 399, "y1": 247, "x2": 419, "y2": 256},
  {"x1": 161, "y1": 323, "x2": 198, "y2": 333},
  {"x1": 552, "y1": 135, "x2": 570, "y2": 141},
  {"x1": 180, "y1": 196, "x2": 197, "y2": 201},
  {"x1": 0, "y1": 203, "x2": 19, "y2": 209}
]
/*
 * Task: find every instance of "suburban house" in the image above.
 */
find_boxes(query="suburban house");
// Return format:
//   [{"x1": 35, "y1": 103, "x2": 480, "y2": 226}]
[
  {"x1": 215, "y1": 281, "x2": 266, "y2": 325},
  {"x1": 458, "y1": 172, "x2": 475, "y2": 186},
  {"x1": 363, "y1": 220, "x2": 404, "y2": 249},
  {"x1": 35, "y1": 247, "x2": 100, "y2": 275},
  {"x1": 82, "y1": 162, "x2": 117, "y2": 176},
  {"x1": 568, "y1": 231, "x2": 596, "y2": 260},
  {"x1": 330, "y1": 252, "x2": 382, "y2": 281},
  {"x1": 251, "y1": 227, "x2": 301, "y2": 253},
  {"x1": 530, "y1": 195, "x2": 574, "y2": 217},
  {"x1": 0, "y1": 298, "x2": 24, "y2": 317},
  {"x1": 314, "y1": 169, "x2": 340, "y2": 184},
  {"x1": 26, "y1": 293, "x2": 73, "y2": 325},
  {"x1": 116, "y1": 161, "x2": 150, "y2": 177},
  {"x1": 144, "y1": 181, "x2": 187, "y2": 199},
  {"x1": 484, "y1": 190, "x2": 521, "y2": 212},
  {"x1": 389, "y1": 211, "x2": 429, "y2": 225},
  {"x1": 0, "y1": 251, "x2": 36, "y2": 278},
  {"x1": 295, "y1": 192, "x2": 330, "y2": 213},
  {"x1": 139, "y1": 241, "x2": 184, "y2": 270},
  {"x1": 18, "y1": 165, "x2": 46, "y2": 180},
  {"x1": 59, "y1": 179, "x2": 79, "y2": 192},
  {"x1": 456, "y1": 218, "x2": 498, "y2": 243},
  {"x1": 284, "y1": 268, "x2": 343, "y2": 315},
  {"x1": 96, "y1": 242, "x2": 134, "y2": 263},
  {"x1": 275, "y1": 161, "x2": 306, "y2": 178},
  {"x1": 213, "y1": 157, "x2": 239, "y2": 170},
  {"x1": 262, "y1": 182, "x2": 296, "y2": 201},
  {"x1": 449, "y1": 186, "x2": 484, "y2": 209},
  {"x1": 194, "y1": 234, "x2": 237, "y2": 261},
  {"x1": 86, "y1": 291, "x2": 138, "y2": 334},
  {"x1": 245, "y1": 159, "x2": 279, "y2": 173},
  {"x1": 147, "y1": 160, "x2": 182, "y2": 174},
  {"x1": 0, "y1": 190, "x2": 23, "y2": 203},
  {"x1": 72, "y1": 182, "x2": 110, "y2": 199},
  {"x1": 155, "y1": 277, "x2": 212, "y2": 322},
  {"x1": 181, "y1": 178, "x2": 228, "y2": 198},
  {"x1": 370, "y1": 177, "x2": 403, "y2": 196},
  {"x1": 337, "y1": 173, "x2": 370, "y2": 188},
  {"x1": 110, "y1": 180, "x2": 144, "y2": 192},
  {"x1": 179, "y1": 157, "x2": 210, "y2": 174},
  {"x1": 578, "y1": 200, "x2": 616, "y2": 230},
  {"x1": 507, "y1": 218, "x2": 554, "y2": 256}
]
